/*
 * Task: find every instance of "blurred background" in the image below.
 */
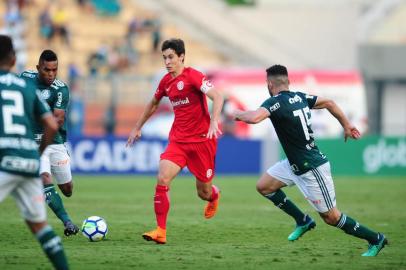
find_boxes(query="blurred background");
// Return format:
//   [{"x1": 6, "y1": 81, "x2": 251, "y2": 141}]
[{"x1": 1, "y1": 0, "x2": 405, "y2": 176}]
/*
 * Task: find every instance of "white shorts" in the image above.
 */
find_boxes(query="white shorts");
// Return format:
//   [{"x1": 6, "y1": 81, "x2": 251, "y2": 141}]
[
  {"x1": 0, "y1": 171, "x2": 47, "y2": 222},
  {"x1": 267, "y1": 159, "x2": 336, "y2": 213},
  {"x1": 40, "y1": 144, "x2": 72, "y2": 185}
]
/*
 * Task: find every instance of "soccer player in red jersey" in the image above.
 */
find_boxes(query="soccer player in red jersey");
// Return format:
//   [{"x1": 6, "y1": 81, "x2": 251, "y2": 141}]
[{"x1": 127, "y1": 38, "x2": 224, "y2": 244}]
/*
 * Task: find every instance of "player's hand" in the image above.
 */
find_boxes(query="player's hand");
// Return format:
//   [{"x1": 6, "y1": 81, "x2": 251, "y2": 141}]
[
  {"x1": 126, "y1": 128, "x2": 142, "y2": 147},
  {"x1": 207, "y1": 119, "x2": 222, "y2": 139},
  {"x1": 344, "y1": 125, "x2": 361, "y2": 142}
]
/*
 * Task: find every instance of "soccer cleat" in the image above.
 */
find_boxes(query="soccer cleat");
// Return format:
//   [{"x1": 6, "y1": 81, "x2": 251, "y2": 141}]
[
  {"x1": 361, "y1": 233, "x2": 388, "y2": 257},
  {"x1": 204, "y1": 192, "x2": 220, "y2": 219},
  {"x1": 142, "y1": 227, "x2": 166, "y2": 244},
  {"x1": 288, "y1": 217, "x2": 316, "y2": 241},
  {"x1": 63, "y1": 220, "x2": 79, "y2": 236}
]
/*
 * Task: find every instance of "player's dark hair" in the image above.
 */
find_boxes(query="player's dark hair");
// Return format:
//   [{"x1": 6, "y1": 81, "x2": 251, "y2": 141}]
[
  {"x1": 266, "y1": 64, "x2": 288, "y2": 78},
  {"x1": 0, "y1": 35, "x2": 15, "y2": 65},
  {"x1": 161, "y1": 38, "x2": 185, "y2": 56},
  {"x1": 38, "y1": 49, "x2": 58, "y2": 64}
]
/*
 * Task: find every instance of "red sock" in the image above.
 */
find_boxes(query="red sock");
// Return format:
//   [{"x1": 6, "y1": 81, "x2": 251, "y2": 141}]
[
  {"x1": 154, "y1": 185, "x2": 170, "y2": 229},
  {"x1": 210, "y1": 185, "x2": 219, "y2": 201}
]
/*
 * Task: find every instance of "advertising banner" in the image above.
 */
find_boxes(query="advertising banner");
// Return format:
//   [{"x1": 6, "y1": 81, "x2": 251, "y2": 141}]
[
  {"x1": 68, "y1": 136, "x2": 261, "y2": 175},
  {"x1": 308, "y1": 136, "x2": 406, "y2": 176}
]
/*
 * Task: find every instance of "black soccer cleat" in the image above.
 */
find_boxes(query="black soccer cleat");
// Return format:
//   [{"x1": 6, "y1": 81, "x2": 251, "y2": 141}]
[{"x1": 63, "y1": 220, "x2": 79, "y2": 236}]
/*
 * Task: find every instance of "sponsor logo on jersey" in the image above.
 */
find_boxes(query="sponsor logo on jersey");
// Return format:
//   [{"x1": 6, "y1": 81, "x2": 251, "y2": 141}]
[
  {"x1": 269, "y1": 102, "x2": 280, "y2": 112},
  {"x1": 177, "y1": 81, "x2": 184, "y2": 90},
  {"x1": 41, "y1": 89, "x2": 51, "y2": 100},
  {"x1": 171, "y1": 97, "x2": 190, "y2": 107},
  {"x1": 0, "y1": 74, "x2": 26, "y2": 87},
  {"x1": 289, "y1": 95, "x2": 303, "y2": 104}
]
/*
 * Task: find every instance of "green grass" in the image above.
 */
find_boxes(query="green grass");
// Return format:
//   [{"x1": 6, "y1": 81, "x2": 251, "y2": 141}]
[{"x1": 0, "y1": 175, "x2": 405, "y2": 270}]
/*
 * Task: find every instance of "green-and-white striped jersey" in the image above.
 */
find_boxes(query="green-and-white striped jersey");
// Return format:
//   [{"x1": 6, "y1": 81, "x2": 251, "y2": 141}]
[
  {"x1": 20, "y1": 70, "x2": 69, "y2": 144},
  {"x1": 0, "y1": 70, "x2": 52, "y2": 177},
  {"x1": 261, "y1": 91, "x2": 328, "y2": 175}
]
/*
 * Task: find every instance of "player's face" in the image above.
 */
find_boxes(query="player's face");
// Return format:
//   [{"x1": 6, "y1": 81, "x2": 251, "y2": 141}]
[
  {"x1": 37, "y1": 60, "x2": 58, "y2": 86},
  {"x1": 162, "y1": 48, "x2": 184, "y2": 75}
]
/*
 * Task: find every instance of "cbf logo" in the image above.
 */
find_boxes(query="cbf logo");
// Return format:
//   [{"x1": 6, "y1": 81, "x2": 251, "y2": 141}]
[
  {"x1": 177, "y1": 81, "x2": 184, "y2": 90},
  {"x1": 40, "y1": 89, "x2": 51, "y2": 100}
]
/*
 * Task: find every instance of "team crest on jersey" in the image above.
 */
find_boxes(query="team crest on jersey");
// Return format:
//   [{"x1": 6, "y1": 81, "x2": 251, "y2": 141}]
[
  {"x1": 40, "y1": 89, "x2": 51, "y2": 100},
  {"x1": 177, "y1": 81, "x2": 184, "y2": 90}
]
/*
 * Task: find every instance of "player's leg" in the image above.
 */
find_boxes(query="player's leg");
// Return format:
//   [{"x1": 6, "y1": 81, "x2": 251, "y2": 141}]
[
  {"x1": 196, "y1": 180, "x2": 220, "y2": 219},
  {"x1": 260, "y1": 159, "x2": 315, "y2": 241},
  {"x1": 312, "y1": 163, "x2": 387, "y2": 256},
  {"x1": 186, "y1": 139, "x2": 219, "y2": 219},
  {"x1": 44, "y1": 145, "x2": 78, "y2": 236},
  {"x1": 10, "y1": 174, "x2": 69, "y2": 269},
  {"x1": 143, "y1": 142, "x2": 185, "y2": 244}
]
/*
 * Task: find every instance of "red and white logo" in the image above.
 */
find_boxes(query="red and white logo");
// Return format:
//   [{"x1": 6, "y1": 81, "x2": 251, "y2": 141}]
[{"x1": 177, "y1": 81, "x2": 184, "y2": 90}]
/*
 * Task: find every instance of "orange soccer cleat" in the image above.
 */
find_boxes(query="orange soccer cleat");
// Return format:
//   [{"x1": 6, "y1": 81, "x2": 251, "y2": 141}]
[
  {"x1": 204, "y1": 192, "x2": 220, "y2": 219},
  {"x1": 142, "y1": 227, "x2": 167, "y2": 244}
]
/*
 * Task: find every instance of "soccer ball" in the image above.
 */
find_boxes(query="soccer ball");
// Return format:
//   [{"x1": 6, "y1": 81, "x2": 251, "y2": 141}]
[{"x1": 81, "y1": 216, "x2": 108, "y2": 242}]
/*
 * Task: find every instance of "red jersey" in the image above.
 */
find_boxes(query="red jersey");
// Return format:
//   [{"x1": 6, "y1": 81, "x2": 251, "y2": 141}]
[{"x1": 154, "y1": 67, "x2": 214, "y2": 143}]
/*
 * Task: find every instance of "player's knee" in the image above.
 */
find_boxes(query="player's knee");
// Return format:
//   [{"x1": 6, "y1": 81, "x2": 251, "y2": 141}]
[
  {"x1": 157, "y1": 174, "x2": 171, "y2": 186},
  {"x1": 320, "y1": 211, "x2": 341, "y2": 226},
  {"x1": 41, "y1": 173, "x2": 52, "y2": 185},
  {"x1": 256, "y1": 182, "x2": 277, "y2": 195}
]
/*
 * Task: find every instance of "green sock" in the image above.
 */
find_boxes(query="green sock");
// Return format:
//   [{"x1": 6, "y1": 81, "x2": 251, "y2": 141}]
[
  {"x1": 264, "y1": 189, "x2": 308, "y2": 226},
  {"x1": 336, "y1": 214, "x2": 380, "y2": 244},
  {"x1": 36, "y1": 225, "x2": 69, "y2": 270},
  {"x1": 44, "y1": 184, "x2": 70, "y2": 224}
]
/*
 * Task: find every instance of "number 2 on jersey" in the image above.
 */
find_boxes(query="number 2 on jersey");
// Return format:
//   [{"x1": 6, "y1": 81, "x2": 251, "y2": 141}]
[
  {"x1": 293, "y1": 107, "x2": 311, "y2": 140},
  {"x1": 1, "y1": 90, "x2": 26, "y2": 135}
]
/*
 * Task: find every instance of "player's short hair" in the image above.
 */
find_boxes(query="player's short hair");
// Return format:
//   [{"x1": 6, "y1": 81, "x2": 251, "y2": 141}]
[
  {"x1": 266, "y1": 64, "x2": 289, "y2": 86},
  {"x1": 266, "y1": 65, "x2": 288, "y2": 78},
  {"x1": 38, "y1": 49, "x2": 58, "y2": 64},
  {"x1": 0, "y1": 35, "x2": 15, "y2": 65},
  {"x1": 161, "y1": 38, "x2": 185, "y2": 56}
]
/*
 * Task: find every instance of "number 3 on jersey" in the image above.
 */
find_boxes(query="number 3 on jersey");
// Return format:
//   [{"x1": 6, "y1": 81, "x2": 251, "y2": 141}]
[
  {"x1": 1, "y1": 90, "x2": 26, "y2": 135},
  {"x1": 293, "y1": 107, "x2": 311, "y2": 141}
]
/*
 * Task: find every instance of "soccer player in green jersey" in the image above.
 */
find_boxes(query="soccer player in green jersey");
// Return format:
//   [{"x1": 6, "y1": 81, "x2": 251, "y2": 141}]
[
  {"x1": 233, "y1": 65, "x2": 387, "y2": 257},
  {"x1": 21, "y1": 50, "x2": 79, "y2": 236},
  {"x1": 0, "y1": 35, "x2": 69, "y2": 269}
]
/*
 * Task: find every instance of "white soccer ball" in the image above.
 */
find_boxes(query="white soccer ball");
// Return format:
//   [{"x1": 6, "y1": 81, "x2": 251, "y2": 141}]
[{"x1": 81, "y1": 216, "x2": 108, "y2": 242}]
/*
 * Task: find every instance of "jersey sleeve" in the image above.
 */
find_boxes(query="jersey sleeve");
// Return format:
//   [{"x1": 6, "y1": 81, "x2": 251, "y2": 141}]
[
  {"x1": 260, "y1": 97, "x2": 279, "y2": 115},
  {"x1": 54, "y1": 86, "x2": 70, "y2": 110},
  {"x1": 299, "y1": 91, "x2": 318, "y2": 109},
  {"x1": 154, "y1": 77, "x2": 167, "y2": 101},
  {"x1": 189, "y1": 68, "x2": 214, "y2": 94}
]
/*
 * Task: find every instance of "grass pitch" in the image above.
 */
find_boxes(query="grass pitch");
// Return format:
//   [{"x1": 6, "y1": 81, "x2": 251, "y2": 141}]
[{"x1": 0, "y1": 175, "x2": 405, "y2": 270}]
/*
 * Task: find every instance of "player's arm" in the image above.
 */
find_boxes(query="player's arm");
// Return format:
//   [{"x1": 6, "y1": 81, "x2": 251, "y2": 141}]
[
  {"x1": 205, "y1": 88, "x2": 224, "y2": 139},
  {"x1": 126, "y1": 97, "x2": 160, "y2": 146},
  {"x1": 39, "y1": 114, "x2": 58, "y2": 154},
  {"x1": 53, "y1": 109, "x2": 65, "y2": 127},
  {"x1": 233, "y1": 107, "x2": 270, "y2": 124},
  {"x1": 34, "y1": 90, "x2": 58, "y2": 153},
  {"x1": 54, "y1": 86, "x2": 69, "y2": 127},
  {"x1": 313, "y1": 96, "x2": 361, "y2": 142}
]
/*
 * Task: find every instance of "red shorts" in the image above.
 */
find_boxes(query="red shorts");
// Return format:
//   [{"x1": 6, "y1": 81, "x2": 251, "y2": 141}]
[{"x1": 160, "y1": 139, "x2": 217, "y2": 182}]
